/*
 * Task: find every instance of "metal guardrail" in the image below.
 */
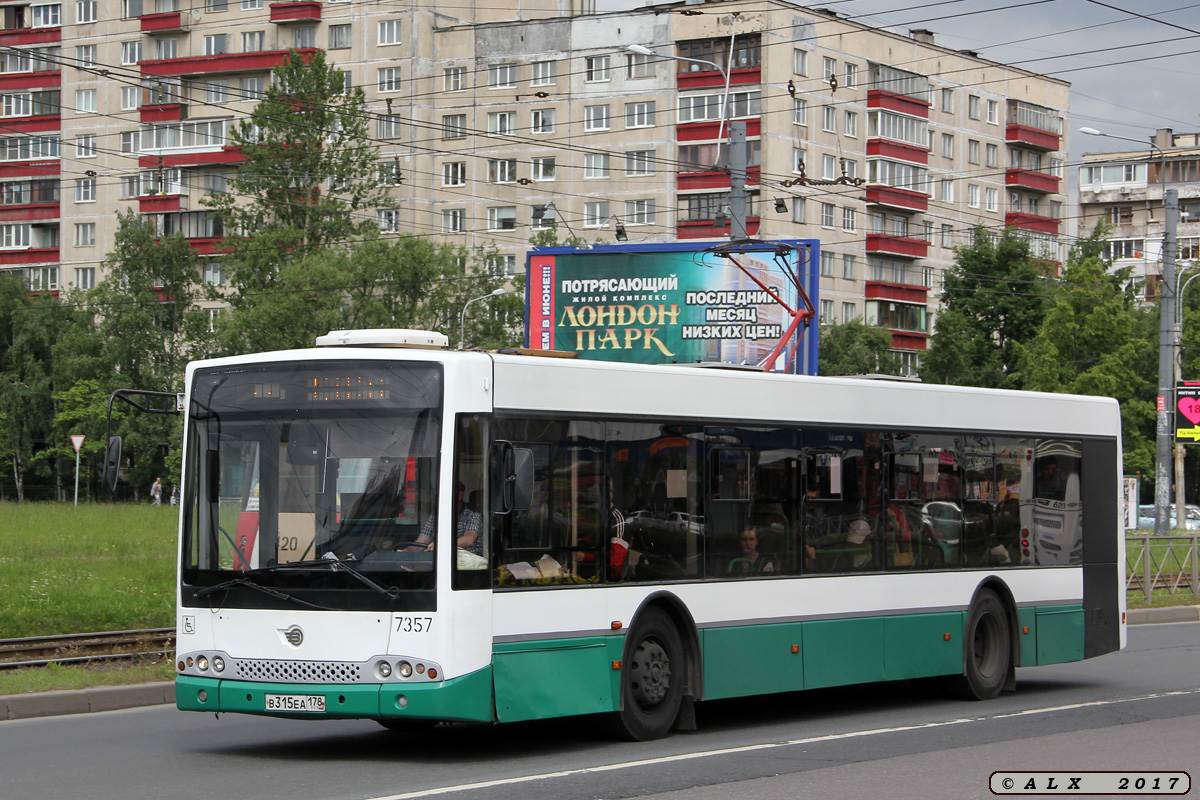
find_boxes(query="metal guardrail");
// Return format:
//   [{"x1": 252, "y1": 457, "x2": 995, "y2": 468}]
[{"x1": 1126, "y1": 535, "x2": 1200, "y2": 598}]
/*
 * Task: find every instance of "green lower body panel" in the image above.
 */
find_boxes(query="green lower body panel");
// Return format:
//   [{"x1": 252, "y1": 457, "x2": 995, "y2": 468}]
[
  {"x1": 176, "y1": 666, "x2": 495, "y2": 723},
  {"x1": 803, "y1": 617, "x2": 886, "y2": 689},
  {"x1": 702, "y1": 623, "x2": 805, "y2": 700},
  {"x1": 492, "y1": 636, "x2": 623, "y2": 722},
  {"x1": 1035, "y1": 606, "x2": 1085, "y2": 665}
]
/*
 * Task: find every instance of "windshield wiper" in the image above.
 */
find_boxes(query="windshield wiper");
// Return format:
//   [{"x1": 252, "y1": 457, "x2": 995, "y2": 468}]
[
  {"x1": 258, "y1": 556, "x2": 400, "y2": 599},
  {"x1": 194, "y1": 576, "x2": 334, "y2": 610}
]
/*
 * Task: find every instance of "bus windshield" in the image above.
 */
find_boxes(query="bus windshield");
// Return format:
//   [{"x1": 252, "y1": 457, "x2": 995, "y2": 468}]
[{"x1": 182, "y1": 360, "x2": 443, "y2": 605}]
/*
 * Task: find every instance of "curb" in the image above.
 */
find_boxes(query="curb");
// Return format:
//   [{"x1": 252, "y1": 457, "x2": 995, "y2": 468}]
[
  {"x1": 1, "y1": 681, "x2": 175, "y2": 721},
  {"x1": 2, "y1": 607, "x2": 1198, "y2": 722}
]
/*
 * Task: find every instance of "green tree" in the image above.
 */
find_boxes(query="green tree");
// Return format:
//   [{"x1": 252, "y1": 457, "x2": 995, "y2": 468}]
[
  {"x1": 922, "y1": 226, "x2": 1050, "y2": 388},
  {"x1": 818, "y1": 320, "x2": 900, "y2": 376},
  {"x1": 1015, "y1": 253, "x2": 1155, "y2": 477}
]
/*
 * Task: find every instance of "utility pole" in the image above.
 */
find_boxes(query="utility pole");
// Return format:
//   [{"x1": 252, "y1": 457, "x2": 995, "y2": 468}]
[
  {"x1": 729, "y1": 121, "x2": 748, "y2": 240},
  {"x1": 1156, "y1": 187, "x2": 1179, "y2": 535}
]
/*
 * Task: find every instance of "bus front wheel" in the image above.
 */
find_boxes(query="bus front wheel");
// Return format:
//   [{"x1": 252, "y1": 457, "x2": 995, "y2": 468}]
[
  {"x1": 947, "y1": 588, "x2": 1011, "y2": 700},
  {"x1": 609, "y1": 607, "x2": 684, "y2": 741}
]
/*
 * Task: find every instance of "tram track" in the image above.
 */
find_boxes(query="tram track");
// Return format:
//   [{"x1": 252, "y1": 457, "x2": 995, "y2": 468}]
[{"x1": 0, "y1": 628, "x2": 174, "y2": 670}]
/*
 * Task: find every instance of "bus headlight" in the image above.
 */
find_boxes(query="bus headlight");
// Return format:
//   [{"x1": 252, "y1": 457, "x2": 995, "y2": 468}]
[
  {"x1": 197, "y1": 656, "x2": 209, "y2": 671},
  {"x1": 212, "y1": 656, "x2": 225, "y2": 673},
  {"x1": 377, "y1": 660, "x2": 393, "y2": 678},
  {"x1": 397, "y1": 660, "x2": 413, "y2": 678}
]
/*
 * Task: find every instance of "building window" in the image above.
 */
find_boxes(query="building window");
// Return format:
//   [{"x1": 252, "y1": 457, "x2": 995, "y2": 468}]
[
  {"x1": 793, "y1": 148, "x2": 806, "y2": 174},
  {"x1": 531, "y1": 60, "x2": 556, "y2": 86},
  {"x1": 487, "y1": 206, "x2": 516, "y2": 230},
  {"x1": 531, "y1": 204, "x2": 553, "y2": 229},
  {"x1": 966, "y1": 95, "x2": 981, "y2": 120},
  {"x1": 444, "y1": 67, "x2": 465, "y2": 92},
  {"x1": 626, "y1": 101, "x2": 655, "y2": 128},
  {"x1": 74, "y1": 267, "x2": 95, "y2": 288},
  {"x1": 967, "y1": 139, "x2": 980, "y2": 164},
  {"x1": 842, "y1": 253, "x2": 855, "y2": 279},
  {"x1": 203, "y1": 34, "x2": 226, "y2": 56},
  {"x1": 292, "y1": 27, "x2": 315, "y2": 49},
  {"x1": 442, "y1": 209, "x2": 465, "y2": 234},
  {"x1": 792, "y1": 197, "x2": 805, "y2": 223},
  {"x1": 941, "y1": 224, "x2": 953, "y2": 248},
  {"x1": 584, "y1": 105, "x2": 610, "y2": 131},
  {"x1": 940, "y1": 133, "x2": 953, "y2": 159},
  {"x1": 487, "y1": 254, "x2": 516, "y2": 276},
  {"x1": 940, "y1": 179, "x2": 954, "y2": 202},
  {"x1": 584, "y1": 201, "x2": 609, "y2": 227},
  {"x1": 75, "y1": 134, "x2": 95, "y2": 158},
  {"x1": 378, "y1": 67, "x2": 402, "y2": 93},
  {"x1": 941, "y1": 88, "x2": 953, "y2": 113},
  {"x1": 987, "y1": 99, "x2": 998, "y2": 124},
  {"x1": 75, "y1": 177, "x2": 95, "y2": 202},
  {"x1": 239, "y1": 31, "x2": 263, "y2": 52},
  {"x1": 626, "y1": 52, "x2": 654, "y2": 79},
  {"x1": 32, "y1": 3, "x2": 61, "y2": 27},
  {"x1": 842, "y1": 206, "x2": 855, "y2": 232},
  {"x1": 75, "y1": 44, "x2": 96, "y2": 67},
  {"x1": 967, "y1": 183, "x2": 980, "y2": 208},
  {"x1": 73, "y1": 222, "x2": 95, "y2": 246},
  {"x1": 377, "y1": 115, "x2": 402, "y2": 139},
  {"x1": 823, "y1": 56, "x2": 836, "y2": 81},
  {"x1": 822, "y1": 154, "x2": 836, "y2": 180},
  {"x1": 156, "y1": 38, "x2": 178, "y2": 59},
  {"x1": 240, "y1": 77, "x2": 264, "y2": 99},
  {"x1": 120, "y1": 130, "x2": 141, "y2": 153},
  {"x1": 77, "y1": 0, "x2": 97, "y2": 23},
  {"x1": 241, "y1": 0, "x2": 262, "y2": 8},
  {"x1": 531, "y1": 156, "x2": 555, "y2": 180},
  {"x1": 488, "y1": 64, "x2": 516, "y2": 88},
  {"x1": 986, "y1": 143, "x2": 998, "y2": 168},
  {"x1": 487, "y1": 158, "x2": 517, "y2": 183},
  {"x1": 985, "y1": 187, "x2": 998, "y2": 212},
  {"x1": 203, "y1": 261, "x2": 225, "y2": 286},
  {"x1": 119, "y1": 86, "x2": 138, "y2": 110},
  {"x1": 844, "y1": 110, "x2": 858, "y2": 137},
  {"x1": 823, "y1": 106, "x2": 836, "y2": 132},
  {"x1": 625, "y1": 199, "x2": 655, "y2": 225},
  {"x1": 378, "y1": 20, "x2": 401, "y2": 45},
  {"x1": 531, "y1": 108, "x2": 555, "y2": 133},
  {"x1": 487, "y1": 111, "x2": 514, "y2": 135},
  {"x1": 75, "y1": 89, "x2": 96, "y2": 113},
  {"x1": 793, "y1": 98, "x2": 807, "y2": 126},
  {"x1": 442, "y1": 114, "x2": 466, "y2": 139},
  {"x1": 794, "y1": 49, "x2": 808, "y2": 76},
  {"x1": 205, "y1": 80, "x2": 228, "y2": 104},
  {"x1": 442, "y1": 161, "x2": 466, "y2": 187},
  {"x1": 585, "y1": 55, "x2": 610, "y2": 82},
  {"x1": 820, "y1": 299, "x2": 834, "y2": 323},
  {"x1": 845, "y1": 63, "x2": 858, "y2": 88},
  {"x1": 625, "y1": 150, "x2": 654, "y2": 176},
  {"x1": 842, "y1": 302, "x2": 857, "y2": 323},
  {"x1": 821, "y1": 202, "x2": 834, "y2": 227},
  {"x1": 206, "y1": 0, "x2": 227, "y2": 10},
  {"x1": 377, "y1": 209, "x2": 399, "y2": 232},
  {"x1": 328, "y1": 24, "x2": 351, "y2": 50},
  {"x1": 820, "y1": 251, "x2": 835, "y2": 277},
  {"x1": 584, "y1": 153, "x2": 610, "y2": 179}
]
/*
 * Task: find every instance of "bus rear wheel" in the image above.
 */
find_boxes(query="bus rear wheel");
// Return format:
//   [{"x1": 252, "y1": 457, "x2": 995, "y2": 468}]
[
  {"x1": 609, "y1": 607, "x2": 684, "y2": 741},
  {"x1": 946, "y1": 588, "x2": 1011, "y2": 700}
]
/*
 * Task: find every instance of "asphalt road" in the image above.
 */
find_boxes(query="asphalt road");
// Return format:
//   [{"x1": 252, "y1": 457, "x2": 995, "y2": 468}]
[{"x1": 2, "y1": 622, "x2": 1197, "y2": 800}]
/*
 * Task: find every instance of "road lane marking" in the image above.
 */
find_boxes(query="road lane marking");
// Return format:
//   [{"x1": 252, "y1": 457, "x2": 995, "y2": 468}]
[{"x1": 368, "y1": 687, "x2": 1200, "y2": 800}]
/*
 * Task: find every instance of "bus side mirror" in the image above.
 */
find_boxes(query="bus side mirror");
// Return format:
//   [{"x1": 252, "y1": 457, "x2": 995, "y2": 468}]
[
  {"x1": 206, "y1": 449, "x2": 220, "y2": 504},
  {"x1": 103, "y1": 436, "x2": 122, "y2": 496},
  {"x1": 491, "y1": 441, "x2": 534, "y2": 514}
]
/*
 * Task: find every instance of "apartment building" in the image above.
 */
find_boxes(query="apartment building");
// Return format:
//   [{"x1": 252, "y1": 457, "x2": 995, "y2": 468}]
[
  {"x1": 1078, "y1": 127, "x2": 1200, "y2": 299},
  {"x1": 0, "y1": 0, "x2": 1069, "y2": 371}
]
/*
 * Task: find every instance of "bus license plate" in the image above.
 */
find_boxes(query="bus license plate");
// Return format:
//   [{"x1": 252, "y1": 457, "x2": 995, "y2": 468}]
[{"x1": 265, "y1": 694, "x2": 325, "y2": 713}]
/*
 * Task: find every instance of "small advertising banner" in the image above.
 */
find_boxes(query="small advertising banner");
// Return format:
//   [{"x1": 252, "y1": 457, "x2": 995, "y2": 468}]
[
  {"x1": 1175, "y1": 381, "x2": 1200, "y2": 443},
  {"x1": 525, "y1": 241, "x2": 820, "y2": 374}
]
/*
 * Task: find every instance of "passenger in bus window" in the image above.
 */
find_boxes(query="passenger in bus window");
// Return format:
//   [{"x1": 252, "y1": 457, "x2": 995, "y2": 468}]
[
  {"x1": 805, "y1": 518, "x2": 873, "y2": 571},
  {"x1": 727, "y1": 527, "x2": 776, "y2": 575},
  {"x1": 406, "y1": 482, "x2": 482, "y2": 555}
]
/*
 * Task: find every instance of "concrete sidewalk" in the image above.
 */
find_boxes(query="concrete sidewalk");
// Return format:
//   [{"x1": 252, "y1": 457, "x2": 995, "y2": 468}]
[{"x1": 3, "y1": 605, "x2": 1197, "y2": 722}]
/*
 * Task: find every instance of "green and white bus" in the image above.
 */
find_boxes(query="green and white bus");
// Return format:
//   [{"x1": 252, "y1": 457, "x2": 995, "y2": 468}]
[{"x1": 175, "y1": 329, "x2": 1124, "y2": 740}]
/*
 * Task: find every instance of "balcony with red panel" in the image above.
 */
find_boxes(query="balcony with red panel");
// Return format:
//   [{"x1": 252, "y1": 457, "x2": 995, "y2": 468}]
[
  {"x1": 890, "y1": 331, "x2": 928, "y2": 350},
  {"x1": 0, "y1": 247, "x2": 57, "y2": 265},
  {"x1": 677, "y1": 218, "x2": 760, "y2": 239},
  {"x1": 139, "y1": 11, "x2": 188, "y2": 34},
  {"x1": 140, "y1": 102, "x2": 187, "y2": 123},
  {"x1": 187, "y1": 238, "x2": 224, "y2": 255},
  {"x1": 1005, "y1": 212, "x2": 1061, "y2": 234},
  {"x1": 677, "y1": 119, "x2": 759, "y2": 142},
  {"x1": 0, "y1": 71, "x2": 59, "y2": 91},
  {"x1": 0, "y1": 28, "x2": 60, "y2": 47},
  {"x1": 676, "y1": 66, "x2": 760, "y2": 91},
  {"x1": 138, "y1": 194, "x2": 188, "y2": 214},
  {"x1": 867, "y1": 90, "x2": 930, "y2": 119},
  {"x1": 866, "y1": 281, "x2": 928, "y2": 304},
  {"x1": 138, "y1": 146, "x2": 245, "y2": 169},
  {"x1": 0, "y1": 160, "x2": 60, "y2": 179},
  {"x1": 0, "y1": 203, "x2": 58, "y2": 222},
  {"x1": 1005, "y1": 168, "x2": 1060, "y2": 194},
  {"x1": 866, "y1": 138, "x2": 929, "y2": 165},
  {"x1": 2, "y1": 114, "x2": 59, "y2": 134},
  {"x1": 269, "y1": 2, "x2": 322, "y2": 23},
  {"x1": 140, "y1": 48, "x2": 317, "y2": 78},
  {"x1": 866, "y1": 234, "x2": 928, "y2": 258},
  {"x1": 865, "y1": 185, "x2": 928, "y2": 213},
  {"x1": 1006, "y1": 124, "x2": 1060, "y2": 151},
  {"x1": 677, "y1": 167, "x2": 759, "y2": 192}
]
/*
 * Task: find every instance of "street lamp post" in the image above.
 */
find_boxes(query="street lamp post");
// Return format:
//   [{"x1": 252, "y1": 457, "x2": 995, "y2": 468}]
[
  {"x1": 459, "y1": 288, "x2": 507, "y2": 350},
  {"x1": 1081, "y1": 127, "x2": 1178, "y2": 534}
]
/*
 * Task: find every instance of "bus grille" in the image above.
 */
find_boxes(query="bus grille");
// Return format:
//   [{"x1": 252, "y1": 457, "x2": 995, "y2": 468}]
[{"x1": 234, "y1": 659, "x2": 363, "y2": 684}]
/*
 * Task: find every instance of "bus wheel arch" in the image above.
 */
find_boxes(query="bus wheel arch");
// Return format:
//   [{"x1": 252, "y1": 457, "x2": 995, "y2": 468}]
[
  {"x1": 609, "y1": 593, "x2": 700, "y2": 740},
  {"x1": 947, "y1": 579, "x2": 1017, "y2": 699}
]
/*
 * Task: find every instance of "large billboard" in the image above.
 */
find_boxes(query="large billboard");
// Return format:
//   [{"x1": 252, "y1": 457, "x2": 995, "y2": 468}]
[{"x1": 525, "y1": 241, "x2": 820, "y2": 375}]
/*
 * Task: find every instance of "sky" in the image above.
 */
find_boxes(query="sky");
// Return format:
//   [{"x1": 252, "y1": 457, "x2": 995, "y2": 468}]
[{"x1": 596, "y1": 0, "x2": 1200, "y2": 174}]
